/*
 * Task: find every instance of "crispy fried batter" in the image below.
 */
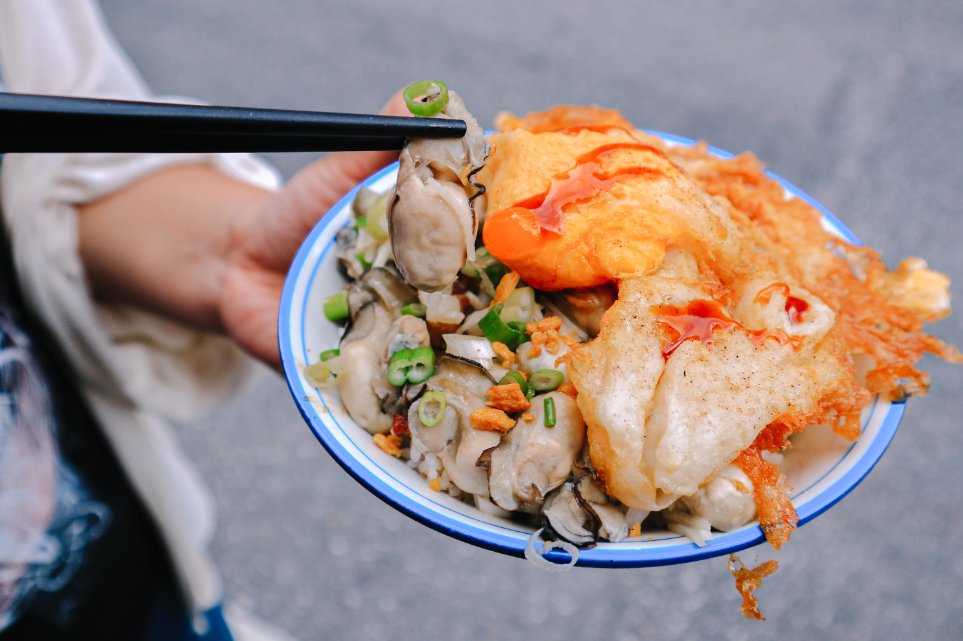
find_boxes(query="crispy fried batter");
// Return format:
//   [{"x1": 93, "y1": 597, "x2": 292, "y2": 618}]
[
  {"x1": 728, "y1": 554, "x2": 779, "y2": 621},
  {"x1": 526, "y1": 317, "x2": 565, "y2": 358},
  {"x1": 493, "y1": 270, "x2": 522, "y2": 304},
  {"x1": 527, "y1": 316, "x2": 563, "y2": 333},
  {"x1": 480, "y1": 105, "x2": 959, "y2": 553},
  {"x1": 553, "y1": 350, "x2": 576, "y2": 369},
  {"x1": 882, "y1": 258, "x2": 952, "y2": 322},
  {"x1": 557, "y1": 381, "x2": 578, "y2": 398},
  {"x1": 667, "y1": 143, "x2": 961, "y2": 407},
  {"x1": 495, "y1": 105, "x2": 636, "y2": 134},
  {"x1": 735, "y1": 442, "x2": 797, "y2": 550},
  {"x1": 560, "y1": 334, "x2": 581, "y2": 348},
  {"x1": 486, "y1": 383, "x2": 532, "y2": 413},
  {"x1": 470, "y1": 407, "x2": 517, "y2": 432},
  {"x1": 373, "y1": 433, "x2": 403, "y2": 458},
  {"x1": 491, "y1": 341, "x2": 517, "y2": 367}
]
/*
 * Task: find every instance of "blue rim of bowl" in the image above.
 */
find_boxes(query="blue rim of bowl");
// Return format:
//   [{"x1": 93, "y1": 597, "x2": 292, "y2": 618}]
[{"x1": 278, "y1": 131, "x2": 904, "y2": 568}]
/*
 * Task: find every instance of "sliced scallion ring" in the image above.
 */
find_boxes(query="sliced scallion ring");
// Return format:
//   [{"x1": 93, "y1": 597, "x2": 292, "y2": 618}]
[
  {"x1": 387, "y1": 348, "x2": 414, "y2": 386},
  {"x1": 418, "y1": 391, "x2": 447, "y2": 427},
  {"x1": 406, "y1": 346, "x2": 436, "y2": 384},
  {"x1": 319, "y1": 349, "x2": 340, "y2": 361},
  {"x1": 323, "y1": 291, "x2": 349, "y2": 322},
  {"x1": 387, "y1": 346, "x2": 435, "y2": 386},
  {"x1": 530, "y1": 369, "x2": 564, "y2": 392},
  {"x1": 403, "y1": 80, "x2": 450, "y2": 117},
  {"x1": 401, "y1": 303, "x2": 427, "y2": 318}
]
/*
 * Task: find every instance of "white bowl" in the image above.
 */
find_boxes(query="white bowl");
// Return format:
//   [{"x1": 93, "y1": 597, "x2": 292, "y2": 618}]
[{"x1": 278, "y1": 132, "x2": 904, "y2": 567}]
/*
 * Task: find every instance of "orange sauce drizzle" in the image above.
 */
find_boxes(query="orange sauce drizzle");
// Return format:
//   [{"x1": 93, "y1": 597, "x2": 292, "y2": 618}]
[
  {"x1": 785, "y1": 296, "x2": 810, "y2": 324},
  {"x1": 747, "y1": 328, "x2": 804, "y2": 350},
  {"x1": 654, "y1": 299, "x2": 803, "y2": 359},
  {"x1": 753, "y1": 282, "x2": 790, "y2": 305},
  {"x1": 753, "y1": 282, "x2": 810, "y2": 324},
  {"x1": 652, "y1": 300, "x2": 738, "y2": 359},
  {"x1": 515, "y1": 142, "x2": 667, "y2": 233}
]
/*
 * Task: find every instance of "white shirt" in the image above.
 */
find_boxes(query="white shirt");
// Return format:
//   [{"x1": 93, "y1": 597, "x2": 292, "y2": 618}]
[{"x1": 0, "y1": 0, "x2": 281, "y2": 627}]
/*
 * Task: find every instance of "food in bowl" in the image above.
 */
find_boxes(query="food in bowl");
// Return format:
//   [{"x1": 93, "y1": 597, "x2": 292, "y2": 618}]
[{"x1": 310, "y1": 89, "x2": 959, "y2": 571}]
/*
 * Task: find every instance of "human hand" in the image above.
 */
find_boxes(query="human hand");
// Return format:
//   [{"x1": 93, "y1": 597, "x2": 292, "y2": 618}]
[
  {"x1": 78, "y1": 91, "x2": 408, "y2": 370},
  {"x1": 218, "y1": 91, "x2": 409, "y2": 368}
]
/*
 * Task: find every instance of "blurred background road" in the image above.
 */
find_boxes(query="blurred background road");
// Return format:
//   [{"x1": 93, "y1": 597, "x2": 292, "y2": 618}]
[{"x1": 99, "y1": 2, "x2": 963, "y2": 639}]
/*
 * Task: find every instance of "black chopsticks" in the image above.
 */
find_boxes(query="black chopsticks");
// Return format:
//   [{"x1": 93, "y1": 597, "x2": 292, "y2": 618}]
[{"x1": 0, "y1": 92, "x2": 466, "y2": 153}]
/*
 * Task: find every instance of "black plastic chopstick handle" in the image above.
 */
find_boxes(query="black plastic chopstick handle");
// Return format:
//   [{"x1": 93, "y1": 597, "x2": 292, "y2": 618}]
[
  {"x1": 0, "y1": 130, "x2": 409, "y2": 153},
  {"x1": 0, "y1": 92, "x2": 465, "y2": 153}
]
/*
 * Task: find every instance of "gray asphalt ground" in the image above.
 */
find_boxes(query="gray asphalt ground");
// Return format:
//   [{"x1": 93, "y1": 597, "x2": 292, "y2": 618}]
[{"x1": 100, "y1": 1, "x2": 963, "y2": 639}]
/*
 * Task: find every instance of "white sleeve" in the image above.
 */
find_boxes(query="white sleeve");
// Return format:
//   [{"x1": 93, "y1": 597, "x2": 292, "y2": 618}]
[{"x1": 0, "y1": 0, "x2": 283, "y2": 420}]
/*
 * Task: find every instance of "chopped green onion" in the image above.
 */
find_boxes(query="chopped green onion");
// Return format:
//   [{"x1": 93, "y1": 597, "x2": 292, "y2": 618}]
[
  {"x1": 479, "y1": 304, "x2": 528, "y2": 350},
  {"x1": 507, "y1": 321, "x2": 531, "y2": 345},
  {"x1": 406, "y1": 346, "x2": 436, "y2": 384},
  {"x1": 498, "y1": 371, "x2": 530, "y2": 397},
  {"x1": 356, "y1": 251, "x2": 373, "y2": 272},
  {"x1": 418, "y1": 391, "x2": 447, "y2": 427},
  {"x1": 365, "y1": 193, "x2": 390, "y2": 241},
  {"x1": 323, "y1": 291, "x2": 349, "y2": 322},
  {"x1": 386, "y1": 346, "x2": 435, "y2": 386},
  {"x1": 403, "y1": 80, "x2": 450, "y2": 117},
  {"x1": 387, "y1": 348, "x2": 413, "y2": 386},
  {"x1": 484, "y1": 263, "x2": 509, "y2": 287},
  {"x1": 530, "y1": 369, "x2": 565, "y2": 392},
  {"x1": 401, "y1": 303, "x2": 427, "y2": 318},
  {"x1": 354, "y1": 214, "x2": 367, "y2": 230},
  {"x1": 304, "y1": 362, "x2": 332, "y2": 386},
  {"x1": 544, "y1": 397, "x2": 557, "y2": 427},
  {"x1": 319, "y1": 349, "x2": 340, "y2": 361},
  {"x1": 525, "y1": 386, "x2": 536, "y2": 400}
]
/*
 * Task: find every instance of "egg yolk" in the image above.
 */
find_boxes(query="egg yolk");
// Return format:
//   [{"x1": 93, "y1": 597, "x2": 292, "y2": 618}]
[{"x1": 482, "y1": 143, "x2": 681, "y2": 290}]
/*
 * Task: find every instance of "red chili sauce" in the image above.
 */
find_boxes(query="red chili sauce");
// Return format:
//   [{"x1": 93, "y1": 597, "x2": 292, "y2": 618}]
[
  {"x1": 516, "y1": 143, "x2": 667, "y2": 233},
  {"x1": 753, "y1": 282, "x2": 809, "y2": 324},
  {"x1": 654, "y1": 298, "x2": 803, "y2": 359}
]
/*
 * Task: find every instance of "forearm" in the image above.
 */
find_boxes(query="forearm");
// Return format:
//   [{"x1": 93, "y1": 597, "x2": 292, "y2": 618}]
[{"x1": 78, "y1": 164, "x2": 273, "y2": 333}]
